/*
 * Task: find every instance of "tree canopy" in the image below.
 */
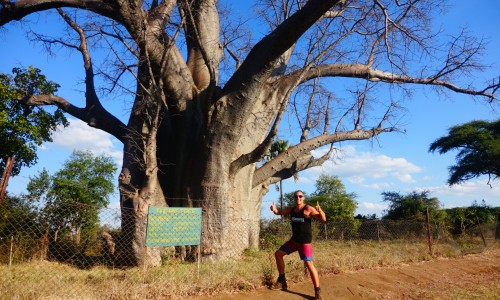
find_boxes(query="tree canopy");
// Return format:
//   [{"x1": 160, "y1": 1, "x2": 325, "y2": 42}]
[
  {"x1": 429, "y1": 119, "x2": 500, "y2": 186},
  {"x1": 28, "y1": 150, "x2": 116, "y2": 208},
  {"x1": 26, "y1": 150, "x2": 116, "y2": 245},
  {"x1": 0, "y1": 66, "x2": 68, "y2": 177},
  {"x1": 310, "y1": 174, "x2": 357, "y2": 219},
  {"x1": 444, "y1": 200, "x2": 498, "y2": 235},
  {"x1": 381, "y1": 190, "x2": 444, "y2": 222},
  {"x1": 282, "y1": 174, "x2": 357, "y2": 219}
]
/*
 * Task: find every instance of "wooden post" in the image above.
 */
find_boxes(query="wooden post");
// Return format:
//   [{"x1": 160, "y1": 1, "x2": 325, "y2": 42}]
[
  {"x1": 9, "y1": 236, "x2": 14, "y2": 266},
  {"x1": 495, "y1": 213, "x2": 500, "y2": 241},
  {"x1": 425, "y1": 208, "x2": 433, "y2": 256},
  {"x1": 377, "y1": 221, "x2": 381, "y2": 241},
  {"x1": 197, "y1": 245, "x2": 201, "y2": 279},
  {"x1": 476, "y1": 216, "x2": 487, "y2": 247}
]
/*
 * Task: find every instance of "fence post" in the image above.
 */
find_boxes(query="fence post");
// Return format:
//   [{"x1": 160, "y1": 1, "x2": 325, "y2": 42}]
[
  {"x1": 425, "y1": 208, "x2": 433, "y2": 256},
  {"x1": 9, "y1": 236, "x2": 14, "y2": 266},
  {"x1": 496, "y1": 213, "x2": 500, "y2": 241},
  {"x1": 476, "y1": 216, "x2": 487, "y2": 247},
  {"x1": 197, "y1": 245, "x2": 201, "y2": 279}
]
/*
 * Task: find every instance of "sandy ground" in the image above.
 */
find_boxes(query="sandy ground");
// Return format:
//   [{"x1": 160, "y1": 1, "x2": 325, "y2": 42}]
[{"x1": 189, "y1": 247, "x2": 500, "y2": 300}]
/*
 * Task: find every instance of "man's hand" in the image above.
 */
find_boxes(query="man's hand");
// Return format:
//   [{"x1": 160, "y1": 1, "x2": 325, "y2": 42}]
[
  {"x1": 315, "y1": 201, "x2": 327, "y2": 222},
  {"x1": 270, "y1": 202, "x2": 278, "y2": 214}
]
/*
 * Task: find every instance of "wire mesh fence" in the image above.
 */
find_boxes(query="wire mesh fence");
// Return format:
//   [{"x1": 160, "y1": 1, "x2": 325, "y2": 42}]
[{"x1": 0, "y1": 199, "x2": 498, "y2": 299}]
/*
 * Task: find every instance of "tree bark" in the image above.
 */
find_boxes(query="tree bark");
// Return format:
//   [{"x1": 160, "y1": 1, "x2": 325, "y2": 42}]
[{"x1": 0, "y1": 156, "x2": 15, "y2": 206}]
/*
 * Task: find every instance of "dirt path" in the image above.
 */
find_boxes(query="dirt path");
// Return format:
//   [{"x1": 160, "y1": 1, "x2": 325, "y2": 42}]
[{"x1": 190, "y1": 247, "x2": 500, "y2": 300}]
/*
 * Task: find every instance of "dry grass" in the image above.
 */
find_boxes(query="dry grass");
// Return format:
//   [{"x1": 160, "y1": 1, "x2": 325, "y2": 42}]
[{"x1": 0, "y1": 240, "x2": 488, "y2": 299}]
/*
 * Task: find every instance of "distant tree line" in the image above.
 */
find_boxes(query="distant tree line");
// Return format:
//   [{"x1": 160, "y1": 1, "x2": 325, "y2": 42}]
[
  {"x1": 0, "y1": 150, "x2": 116, "y2": 264},
  {"x1": 273, "y1": 175, "x2": 499, "y2": 240}
]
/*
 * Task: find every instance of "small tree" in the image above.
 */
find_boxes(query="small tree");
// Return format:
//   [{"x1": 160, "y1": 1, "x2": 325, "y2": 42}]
[
  {"x1": 445, "y1": 201, "x2": 497, "y2": 236},
  {"x1": 469, "y1": 200, "x2": 497, "y2": 224},
  {"x1": 0, "y1": 66, "x2": 68, "y2": 204},
  {"x1": 0, "y1": 194, "x2": 43, "y2": 262},
  {"x1": 429, "y1": 120, "x2": 500, "y2": 186},
  {"x1": 26, "y1": 150, "x2": 116, "y2": 257},
  {"x1": 282, "y1": 174, "x2": 357, "y2": 218},
  {"x1": 445, "y1": 207, "x2": 474, "y2": 235},
  {"x1": 381, "y1": 190, "x2": 444, "y2": 222},
  {"x1": 309, "y1": 174, "x2": 357, "y2": 220},
  {"x1": 308, "y1": 174, "x2": 358, "y2": 240},
  {"x1": 382, "y1": 191, "x2": 448, "y2": 240}
]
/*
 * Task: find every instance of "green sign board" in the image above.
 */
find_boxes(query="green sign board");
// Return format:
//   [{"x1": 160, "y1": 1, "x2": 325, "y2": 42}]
[{"x1": 146, "y1": 207, "x2": 202, "y2": 247}]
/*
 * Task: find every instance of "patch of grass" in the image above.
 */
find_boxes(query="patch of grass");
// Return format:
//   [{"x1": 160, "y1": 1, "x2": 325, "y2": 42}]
[{"x1": 0, "y1": 241, "x2": 496, "y2": 299}]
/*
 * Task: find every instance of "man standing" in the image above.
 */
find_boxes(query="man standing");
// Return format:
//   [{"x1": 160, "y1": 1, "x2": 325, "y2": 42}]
[{"x1": 270, "y1": 190, "x2": 327, "y2": 300}]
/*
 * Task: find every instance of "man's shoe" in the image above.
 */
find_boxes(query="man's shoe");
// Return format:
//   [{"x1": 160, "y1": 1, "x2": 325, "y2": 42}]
[
  {"x1": 315, "y1": 288, "x2": 322, "y2": 299},
  {"x1": 271, "y1": 277, "x2": 288, "y2": 290}
]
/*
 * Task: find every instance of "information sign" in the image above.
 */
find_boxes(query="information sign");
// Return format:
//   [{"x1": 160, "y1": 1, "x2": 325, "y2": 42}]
[{"x1": 146, "y1": 207, "x2": 202, "y2": 247}]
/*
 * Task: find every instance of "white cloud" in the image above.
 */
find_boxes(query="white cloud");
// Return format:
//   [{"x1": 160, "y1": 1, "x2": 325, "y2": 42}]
[
  {"x1": 347, "y1": 175, "x2": 365, "y2": 184},
  {"x1": 418, "y1": 180, "x2": 500, "y2": 208},
  {"x1": 308, "y1": 146, "x2": 422, "y2": 186},
  {"x1": 362, "y1": 182, "x2": 395, "y2": 189},
  {"x1": 50, "y1": 118, "x2": 123, "y2": 165},
  {"x1": 291, "y1": 176, "x2": 314, "y2": 185},
  {"x1": 359, "y1": 202, "x2": 387, "y2": 211}
]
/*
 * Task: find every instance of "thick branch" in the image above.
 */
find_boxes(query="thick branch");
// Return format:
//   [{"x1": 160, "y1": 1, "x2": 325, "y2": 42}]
[
  {"x1": 60, "y1": 8, "x2": 127, "y2": 141},
  {"x1": 283, "y1": 64, "x2": 498, "y2": 102},
  {"x1": 263, "y1": 149, "x2": 332, "y2": 187},
  {"x1": 229, "y1": 97, "x2": 288, "y2": 176},
  {"x1": 252, "y1": 127, "x2": 393, "y2": 188},
  {"x1": 180, "y1": 0, "x2": 221, "y2": 91},
  {"x1": 223, "y1": 0, "x2": 341, "y2": 95},
  {"x1": 0, "y1": 0, "x2": 119, "y2": 26},
  {"x1": 19, "y1": 94, "x2": 127, "y2": 141}
]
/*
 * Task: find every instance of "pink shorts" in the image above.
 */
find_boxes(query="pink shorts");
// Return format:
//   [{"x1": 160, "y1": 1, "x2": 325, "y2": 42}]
[{"x1": 279, "y1": 240, "x2": 313, "y2": 261}]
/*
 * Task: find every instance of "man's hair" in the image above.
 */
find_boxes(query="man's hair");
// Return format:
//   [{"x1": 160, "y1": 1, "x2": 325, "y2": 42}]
[{"x1": 294, "y1": 190, "x2": 305, "y2": 196}]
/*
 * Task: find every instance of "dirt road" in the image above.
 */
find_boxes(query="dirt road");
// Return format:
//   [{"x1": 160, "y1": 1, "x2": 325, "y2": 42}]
[{"x1": 190, "y1": 247, "x2": 500, "y2": 299}]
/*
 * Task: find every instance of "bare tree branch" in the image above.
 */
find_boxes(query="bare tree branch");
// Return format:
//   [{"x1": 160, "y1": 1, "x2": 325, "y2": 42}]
[
  {"x1": 223, "y1": 0, "x2": 341, "y2": 94},
  {"x1": 0, "y1": 0, "x2": 119, "y2": 26},
  {"x1": 284, "y1": 63, "x2": 498, "y2": 102},
  {"x1": 253, "y1": 126, "x2": 394, "y2": 187}
]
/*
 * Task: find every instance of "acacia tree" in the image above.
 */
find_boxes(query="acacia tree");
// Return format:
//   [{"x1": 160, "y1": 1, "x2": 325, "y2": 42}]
[
  {"x1": 1, "y1": 0, "x2": 499, "y2": 266},
  {"x1": 429, "y1": 120, "x2": 500, "y2": 186}
]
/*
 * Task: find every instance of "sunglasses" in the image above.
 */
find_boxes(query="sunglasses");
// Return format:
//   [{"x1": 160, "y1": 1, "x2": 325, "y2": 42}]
[{"x1": 294, "y1": 195, "x2": 304, "y2": 199}]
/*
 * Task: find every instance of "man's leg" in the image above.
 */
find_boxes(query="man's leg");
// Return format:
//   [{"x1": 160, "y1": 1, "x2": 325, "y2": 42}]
[
  {"x1": 304, "y1": 260, "x2": 320, "y2": 287},
  {"x1": 275, "y1": 249, "x2": 286, "y2": 275},
  {"x1": 305, "y1": 261, "x2": 322, "y2": 299},
  {"x1": 272, "y1": 249, "x2": 288, "y2": 290}
]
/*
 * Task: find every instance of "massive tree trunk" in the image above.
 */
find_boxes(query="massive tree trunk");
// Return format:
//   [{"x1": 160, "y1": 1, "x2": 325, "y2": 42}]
[{"x1": 3, "y1": 0, "x2": 498, "y2": 266}]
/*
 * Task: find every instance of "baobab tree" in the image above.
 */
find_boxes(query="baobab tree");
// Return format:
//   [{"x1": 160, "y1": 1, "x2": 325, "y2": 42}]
[{"x1": 1, "y1": 0, "x2": 498, "y2": 266}]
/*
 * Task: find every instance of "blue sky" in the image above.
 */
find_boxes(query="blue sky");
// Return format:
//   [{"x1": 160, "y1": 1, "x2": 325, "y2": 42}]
[{"x1": 1, "y1": 2, "x2": 499, "y2": 218}]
